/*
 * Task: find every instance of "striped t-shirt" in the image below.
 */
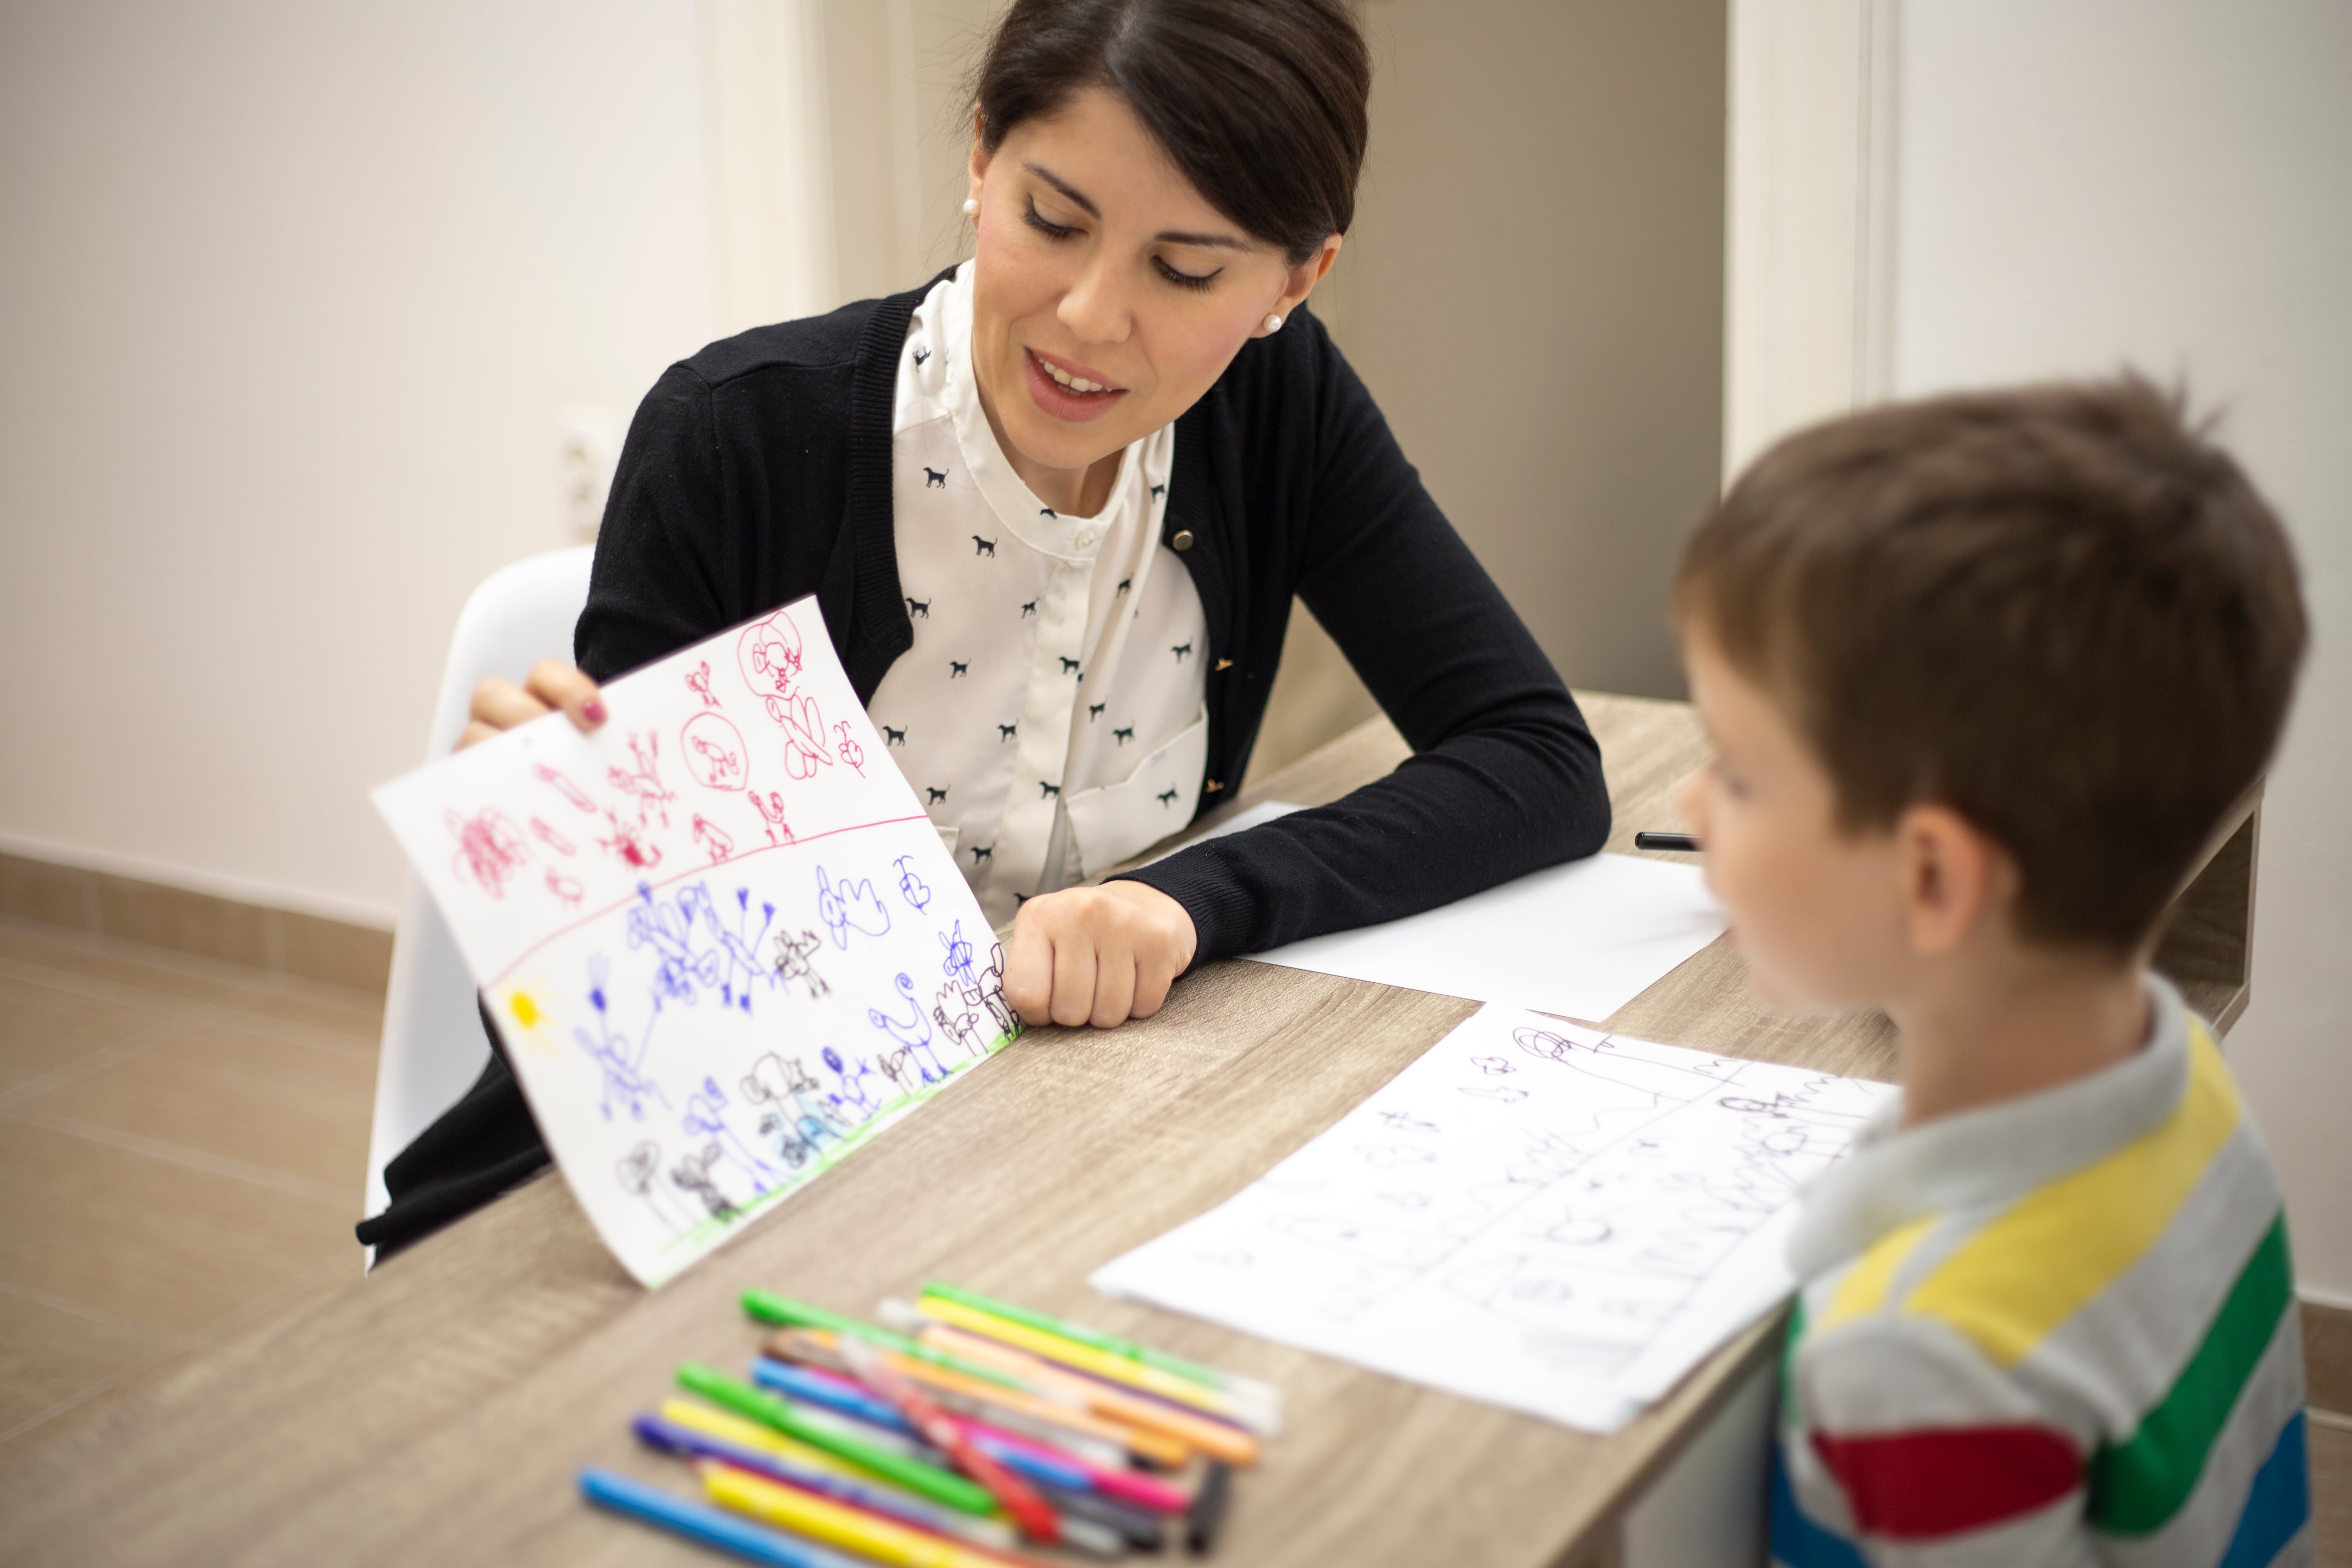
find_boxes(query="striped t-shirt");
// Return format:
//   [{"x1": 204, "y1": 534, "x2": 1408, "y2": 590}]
[{"x1": 1773, "y1": 975, "x2": 2311, "y2": 1567}]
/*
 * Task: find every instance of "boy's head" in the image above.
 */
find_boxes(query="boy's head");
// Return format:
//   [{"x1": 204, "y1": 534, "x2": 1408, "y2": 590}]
[{"x1": 1672, "y1": 375, "x2": 2304, "y2": 1014}]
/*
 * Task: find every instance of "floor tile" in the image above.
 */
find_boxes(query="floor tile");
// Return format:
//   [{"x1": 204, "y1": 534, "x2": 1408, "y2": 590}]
[
  {"x1": 0, "y1": 922, "x2": 250, "y2": 1006},
  {"x1": 0, "y1": 974, "x2": 179, "y2": 1098},
  {"x1": 15, "y1": 1021, "x2": 375, "y2": 1194},
  {"x1": 0, "y1": 1119, "x2": 358, "y2": 1338},
  {"x1": 220, "y1": 976, "x2": 385, "y2": 1045},
  {"x1": 0, "y1": 1286, "x2": 164, "y2": 1436}
]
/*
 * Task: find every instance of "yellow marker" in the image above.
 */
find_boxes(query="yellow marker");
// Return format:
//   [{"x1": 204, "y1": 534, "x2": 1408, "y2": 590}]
[
  {"x1": 919, "y1": 1295, "x2": 1245, "y2": 1426},
  {"x1": 703, "y1": 1463, "x2": 1040, "y2": 1568},
  {"x1": 923, "y1": 1325, "x2": 1259, "y2": 1466},
  {"x1": 659, "y1": 1400, "x2": 878, "y2": 1484}
]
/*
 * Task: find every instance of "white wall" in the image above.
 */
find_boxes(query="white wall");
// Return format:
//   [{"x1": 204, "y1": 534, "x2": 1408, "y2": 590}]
[
  {"x1": 0, "y1": 0, "x2": 716, "y2": 925},
  {"x1": 1884, "y1": 0, "x2": 2352, "y2": 1298}
]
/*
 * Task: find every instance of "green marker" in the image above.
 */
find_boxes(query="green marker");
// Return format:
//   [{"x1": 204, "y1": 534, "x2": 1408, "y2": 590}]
[
  {"x1": 673, "y1": 1362, "x2": 996, "y2": 1516},
  {"x1": 739, "y1": 1289, "x2": 1028, "y2": 1392},
  {"x1": 919, "y1": 1282, "x2": 1240, "y2": 1393}
]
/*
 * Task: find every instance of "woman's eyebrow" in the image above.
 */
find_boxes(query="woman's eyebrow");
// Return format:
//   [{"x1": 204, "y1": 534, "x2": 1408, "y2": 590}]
[{"x1": 1021, "y1": 160, "x2": 1251, "y2": 252}]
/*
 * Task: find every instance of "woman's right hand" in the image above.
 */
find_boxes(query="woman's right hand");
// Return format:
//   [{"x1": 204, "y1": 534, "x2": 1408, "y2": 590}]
[{"x1": 457, "y1": 659, "x2": 608, "y2": 751}]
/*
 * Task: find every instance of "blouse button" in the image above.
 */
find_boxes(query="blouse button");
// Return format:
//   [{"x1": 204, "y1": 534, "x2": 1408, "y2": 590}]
[
  {"x1": 1073, "y1": 527, "x2": 1097, "y2": 549},
  {"x1": 1170, "y1": 529, "x2": 1194, "y2": 551}
]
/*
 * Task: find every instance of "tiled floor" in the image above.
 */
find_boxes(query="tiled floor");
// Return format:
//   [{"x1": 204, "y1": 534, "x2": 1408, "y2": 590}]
[
  {"x1": 0, "y1": 911, "x2": 2346, "y2": 1562},
  {"x1": 0, "y1": 914, "x2": 379, "y2": 1457}
]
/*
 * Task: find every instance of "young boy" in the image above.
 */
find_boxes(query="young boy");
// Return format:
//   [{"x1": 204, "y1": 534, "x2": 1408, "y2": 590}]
[{"x1": 1671, "y1": 377, "x2": 2313, "y2": 1567}]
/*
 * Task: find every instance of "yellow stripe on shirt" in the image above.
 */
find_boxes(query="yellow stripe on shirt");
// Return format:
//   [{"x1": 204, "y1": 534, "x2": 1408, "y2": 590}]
[
  {"x1": 1901, "y1": 1021, "x2": 2240, "y2": 1368},
  {"x1": 1821, "y1": 1216, "x2": 1937, "y2": 1331}
]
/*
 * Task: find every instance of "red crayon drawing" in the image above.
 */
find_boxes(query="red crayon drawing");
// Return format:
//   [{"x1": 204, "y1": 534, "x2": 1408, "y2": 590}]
[
  {"x1": 606, "y1": 731, "x2": 677, "y2": 828},
  {"x1": 685, "y1": 660, "x2": 720, "y2": 708},
  {"x1": 446, "y1": 808, "x2": 530, "y2": 898},
  {"x1": 681, "y1": 712, "x2": 749, "y2": 792},
  {"x1": 530, "y1": 817, "x2": 576, "y2": 856},
  {"x1": 692, "y1": 813, "x2": 736, "y2": 864},
  {"x1": 834, "y1": 720, "x2": 866, "y2": 777},
  {"x1": 533, "y1": 764, "x2": 597, "y2": 814},
  {"x1": 738, "y1": 611, "x2": 803, "y2": 711},
  {"x1": 598, "y1": 810, "x2": 663, "y2": 871},
  {"x1": 751, "y1": 790, "x2": 794, "y2": 846},
  {"x1": 545, "y1": 868, "x2": 584, "y2": 906},
  {"x1": 776, "y1": 691, "x2": 834, "y2": 780}
]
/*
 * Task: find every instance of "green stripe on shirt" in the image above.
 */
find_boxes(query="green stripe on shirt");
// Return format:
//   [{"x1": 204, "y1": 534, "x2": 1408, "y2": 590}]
[{"x1": 2087, "y1": 1210, "x2": 2294, "y2": 1534}]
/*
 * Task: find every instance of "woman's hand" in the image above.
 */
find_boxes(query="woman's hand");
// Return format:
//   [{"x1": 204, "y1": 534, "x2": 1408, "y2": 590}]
[
  {"x1": 457, "y1": 659, "x2": 608, "y2": 751},
  {"x1": 1003, "y1": 880, "x2": 1198, "y2": 1028}
]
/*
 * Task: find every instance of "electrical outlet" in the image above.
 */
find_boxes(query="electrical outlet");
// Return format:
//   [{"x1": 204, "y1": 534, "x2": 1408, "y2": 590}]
[{"x1": 560, "y1": 408, "x2": 619, "y2": 541}]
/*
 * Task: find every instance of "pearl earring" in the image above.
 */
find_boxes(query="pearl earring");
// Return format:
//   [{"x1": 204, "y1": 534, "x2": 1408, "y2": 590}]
[
  {"x1": 1263, "y1": 313, "x2": 1284, "y2": 334},
  {"x1": 962, "y1": 197, "x2": 980, "y2": 218}
]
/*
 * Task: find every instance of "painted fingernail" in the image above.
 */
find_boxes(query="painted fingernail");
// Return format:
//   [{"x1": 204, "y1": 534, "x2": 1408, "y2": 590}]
[{"x1": 583, "y1": 700, "x2": 607, "y2": 723}]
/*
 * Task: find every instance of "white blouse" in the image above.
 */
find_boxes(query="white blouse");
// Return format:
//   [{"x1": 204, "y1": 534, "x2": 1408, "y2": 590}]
[{"x1": 866, "y1": 263, "x2": 1211, "y2": 926}]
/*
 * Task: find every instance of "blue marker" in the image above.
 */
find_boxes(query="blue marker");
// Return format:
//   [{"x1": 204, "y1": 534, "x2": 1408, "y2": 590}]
[{"x1": 578, "y1": 1466, "x2": 861, "y2": 1568}]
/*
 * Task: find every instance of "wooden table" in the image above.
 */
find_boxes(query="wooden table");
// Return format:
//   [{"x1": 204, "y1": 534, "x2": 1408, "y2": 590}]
[{"x1": 0, "y1": 693, "x2": 2258, "y2": 1567}]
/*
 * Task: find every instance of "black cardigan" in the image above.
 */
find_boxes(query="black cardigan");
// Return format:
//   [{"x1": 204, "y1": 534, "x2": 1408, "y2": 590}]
[
  {"x1": 357, "y1": 276, "x2": 1608, "y2": 1257},
  {"x1": 579, "y1": 274, "x2": 1609, "y2": 955}
]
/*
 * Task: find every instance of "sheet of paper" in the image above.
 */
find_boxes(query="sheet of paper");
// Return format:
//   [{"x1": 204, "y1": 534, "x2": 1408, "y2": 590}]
[
  {"x1": 373, "y1": 595, "x2": 1017, "y2": 1287},
  {"x1": 1243, "y1": 852, "x2": 1725, "y2": 1023},
  {"x1": 1092, "y1": 1003, "x2": 1892, "y2": 1432}
]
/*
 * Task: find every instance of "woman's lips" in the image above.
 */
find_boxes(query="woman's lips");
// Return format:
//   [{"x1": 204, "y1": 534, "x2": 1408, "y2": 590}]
[{"x1": 1024, "y1": 347, "x2": 1128, "y2": 424}]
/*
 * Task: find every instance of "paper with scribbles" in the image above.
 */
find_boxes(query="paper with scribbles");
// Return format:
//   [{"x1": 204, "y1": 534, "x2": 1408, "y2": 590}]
[
  {"x1": 1092, "y1": 1003, "x2": 1891, "y2": 1431},
  {"x1": 372, "y1": 595, "x2": 1017, "y2": 1287}
]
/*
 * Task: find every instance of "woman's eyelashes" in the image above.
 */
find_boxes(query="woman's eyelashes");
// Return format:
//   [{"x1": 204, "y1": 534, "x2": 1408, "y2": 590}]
[
  {"x1": 1023, "y1": 198, "x2": 1077, "y2": 241},
  {"x1": 1022, "y1": 199, "x2": 1223, "y2": 292},
  {"x1": 1154, "y1": 257, "x2": 1220, "y2": 292}
]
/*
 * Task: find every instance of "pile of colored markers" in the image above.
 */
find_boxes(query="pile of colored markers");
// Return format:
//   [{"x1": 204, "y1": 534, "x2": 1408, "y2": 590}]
[{"x1": 580, "y1": 1282, "x2": 1280, "y2": 1565}]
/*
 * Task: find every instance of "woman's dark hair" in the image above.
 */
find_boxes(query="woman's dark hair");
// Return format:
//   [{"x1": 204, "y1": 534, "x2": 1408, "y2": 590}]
[{"x1": 974, "y1": 0, "x2": 1370, "y2": 265}]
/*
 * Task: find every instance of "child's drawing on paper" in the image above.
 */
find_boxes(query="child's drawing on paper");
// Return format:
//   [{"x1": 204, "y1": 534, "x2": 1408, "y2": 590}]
[{"x1": 372, "y1": 595, "x2": 1020, "y2": 1288}]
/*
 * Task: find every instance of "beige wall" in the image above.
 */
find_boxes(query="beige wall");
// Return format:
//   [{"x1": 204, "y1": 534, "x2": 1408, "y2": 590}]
[
  {"x1": 0, "y1": 0, "x2": 716, "y2": 925},
  {"x1": 1882, "y1": 0, "x2": 2352, "y2": 1300}
]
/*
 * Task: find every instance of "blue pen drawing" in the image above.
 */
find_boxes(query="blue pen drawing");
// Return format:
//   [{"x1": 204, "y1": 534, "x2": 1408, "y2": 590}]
[
  {"x1": 627, "y1": 881, "x2": 776, "y2": 1012},
  {"x1": 575, "y1": 957, "x2": 668, "y2": 1122},
  {"x1": 681, "y1": 1075, "x2": 775, "y2": 1191},
  {"x1": 939, "y1": 921, "x2": 977, "y2": 987},
  {"x1": 867, "y1": 973, "x2": 948, "y2": 1084},
  {"x1": 815, "y1": 865, "x2": 892, "y2": 950},
  {"x1": 894, "y1": 855, "x2": 932, "y2": 913},
  {"x1": 740, "y1": 1052, "x2": 849, "y2": 1169},
  {"x1": 820, "y1": 1045, "x2": 883, "y2": 1122}
]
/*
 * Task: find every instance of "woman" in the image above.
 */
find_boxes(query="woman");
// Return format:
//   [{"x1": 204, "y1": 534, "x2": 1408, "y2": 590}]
[{"x1": 360, "y1": 0, "x2": 1608, "y2": 1255}]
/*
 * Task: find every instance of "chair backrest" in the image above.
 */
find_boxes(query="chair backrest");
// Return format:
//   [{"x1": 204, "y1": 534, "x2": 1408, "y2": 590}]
[{"x1": 363, "y1": 547, "x2": 596, "y2": 1229}]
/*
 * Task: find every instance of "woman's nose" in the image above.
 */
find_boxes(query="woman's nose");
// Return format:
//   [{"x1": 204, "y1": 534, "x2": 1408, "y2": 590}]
[{"x1": 1057, "y1": 257, "x2": 1134, "y2": 346}]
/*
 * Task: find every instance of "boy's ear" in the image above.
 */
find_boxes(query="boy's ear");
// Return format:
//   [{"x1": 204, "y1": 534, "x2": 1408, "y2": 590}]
[{"x1": 1892, "y1": 803, "x2": 2015, "y2": 958}]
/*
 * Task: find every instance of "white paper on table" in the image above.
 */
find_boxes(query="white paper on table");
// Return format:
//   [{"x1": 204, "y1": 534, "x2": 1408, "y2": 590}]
[
  {"x1": 1243, "y1": 852, "x2": 1725, "y2": 1024},
  {"x1": 372, "y1": 595, "x2": 1017, "y2": 1287},
  {"x1": 1092, "y1": 1003, "x2": 1893, "y2": 1432}
]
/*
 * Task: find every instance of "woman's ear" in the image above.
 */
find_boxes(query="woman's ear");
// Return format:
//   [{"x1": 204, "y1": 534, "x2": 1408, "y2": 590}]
[
  {"x1": 1893, "y1": 802, "x2": 2013, "y2": 958},
  {"x1": 1262, "y1": 233, "x2": 1344, "y2": 332},
  {"x1": 967, "y1": 105, "x2": 992, "y2": 199}
]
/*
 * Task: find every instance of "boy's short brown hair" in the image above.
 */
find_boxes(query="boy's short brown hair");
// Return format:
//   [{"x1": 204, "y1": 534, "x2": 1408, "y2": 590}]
[{"x1": 1676, "y1": 374, "x2": 2305, "y2": 955}]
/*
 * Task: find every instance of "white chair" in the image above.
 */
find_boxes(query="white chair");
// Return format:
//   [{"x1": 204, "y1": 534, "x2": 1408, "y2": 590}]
[{"x1": 362, "y1": 546, "x2": 596, "y2": 1237}]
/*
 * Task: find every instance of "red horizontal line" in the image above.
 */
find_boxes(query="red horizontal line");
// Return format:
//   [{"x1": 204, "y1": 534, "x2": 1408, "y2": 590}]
[{"x1": 483, "y1": 812, "x2": 930, "y2": 989}]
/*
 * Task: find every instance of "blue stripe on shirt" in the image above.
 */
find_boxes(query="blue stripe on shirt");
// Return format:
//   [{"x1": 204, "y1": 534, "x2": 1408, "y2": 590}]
[
  {"x1": 2217, "y1": 1408, "x2": 2311, "y2": 1568},
  {"x1": 1770, "y1": 1442, "x2": 1868, "y2": 1568}
]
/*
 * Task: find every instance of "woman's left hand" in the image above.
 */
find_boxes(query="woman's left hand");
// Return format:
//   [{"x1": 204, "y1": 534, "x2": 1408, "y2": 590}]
[{"x1": 1003, "y1": 881, "x2": 1198, "y2": 1028}]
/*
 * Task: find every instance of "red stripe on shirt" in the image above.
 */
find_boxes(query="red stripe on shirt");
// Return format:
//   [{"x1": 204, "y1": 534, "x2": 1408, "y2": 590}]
[{"x1": 1812, "y1": 1425, "x2": 2082, "y2": 1539}]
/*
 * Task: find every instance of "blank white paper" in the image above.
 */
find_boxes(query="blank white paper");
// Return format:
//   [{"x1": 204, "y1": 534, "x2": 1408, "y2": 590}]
[
  {"x1": 1244, "y1": 851, "x2": 1726, "y2": 1024},
  {"x1": 1092, "y1": 1003, "x2": 1892, "y2": 1432}
]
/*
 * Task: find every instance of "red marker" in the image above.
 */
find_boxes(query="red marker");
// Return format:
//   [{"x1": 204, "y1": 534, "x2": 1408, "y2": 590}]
[{"x1": 837, "y1": 1337, "x2": 1063, "y2": 1546}]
